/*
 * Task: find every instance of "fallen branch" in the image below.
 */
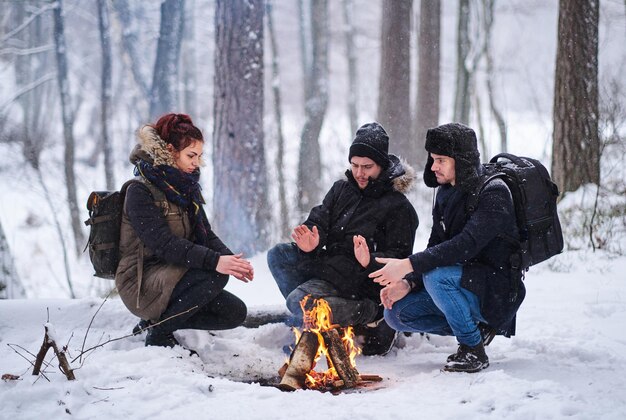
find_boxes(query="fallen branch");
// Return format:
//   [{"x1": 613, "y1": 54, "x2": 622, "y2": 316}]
[{"x1": 32, "y1": 323, "x2": 75, "y2": 380}]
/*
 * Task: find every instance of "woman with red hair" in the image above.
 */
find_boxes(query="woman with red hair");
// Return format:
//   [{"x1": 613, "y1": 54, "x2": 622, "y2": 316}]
[{"x1": 116, "y1": 113, "x2": 254, "y2": 348}]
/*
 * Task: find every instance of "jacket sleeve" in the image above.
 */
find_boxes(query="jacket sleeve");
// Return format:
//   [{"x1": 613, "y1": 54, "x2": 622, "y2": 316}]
[
  {"x1": 125, "y1": 182, "x2": 222, "y2": 271},
  {"x1": 408, "y1": 181, "x2": 514, "y2": 277}
]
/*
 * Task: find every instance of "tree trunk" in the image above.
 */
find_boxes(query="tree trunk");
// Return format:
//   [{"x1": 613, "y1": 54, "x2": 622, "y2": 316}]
[
  {"x1": 342, "y1": 0, "x2": 359, "y2": 135},
  {"x1": 482, "y1": 0, "x2": 506, "y2": 154},
  {"x1": 182, "y1": 0, "x2": 198, "y2": 118},
  {"x1": 415, "y1": 0, "x2": 441, "y2": 168},
  {"x1": 52, "y1": 0, "x2": 84, "y2": 256},
  {"x1": 266, "y1": 0, "x2": 291, "y2": 241},
  {"x1": 150, "y1": 0, "x2": 185, "y2": 120},
  {"x1": 297, "y1": 0, "x2": 329, "y2": 213},
  {"x1": 552, "y1": 0, "x2": 600, "y2": 196},
  {"x1": 377, "y1": 0, "x2": 413, "y2": 164},
  {"x1": 111, "y1": 0, "x2": 150, "y2": 100},
  {"x1": 97, "y1": 0, "x2": 115, "y2": 190},
  {"x1": 0, "y1": 220, "x2": 26, "y2": 299},
  {"x1": 453, "y1": 0, "x2": 471, "y2": 125},
  {"x1": 213, "y1": 0, "x2": 270, "y2": 255}
]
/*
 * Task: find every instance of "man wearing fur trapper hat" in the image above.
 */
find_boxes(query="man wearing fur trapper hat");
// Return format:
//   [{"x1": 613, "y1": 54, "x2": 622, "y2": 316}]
[
  {"x1": 267, "y1": 122, "x2": 419, "y2": 356},
  {"x1": 369, "y1": 122, "x2": 525, "y2": 372}
]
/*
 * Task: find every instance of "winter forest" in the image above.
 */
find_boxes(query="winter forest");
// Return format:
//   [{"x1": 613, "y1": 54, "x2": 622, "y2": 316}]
[{"x1": 1, "y1": 0, "x2": 626, "y2": 418}]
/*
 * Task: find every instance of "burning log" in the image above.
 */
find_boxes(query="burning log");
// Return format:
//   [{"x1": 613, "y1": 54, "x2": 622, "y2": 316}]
[
  {"x1": 321, "y1": 329, "x2": 359, "y2": 388},
  {"x1": 278, "y1": 331, "x2": 319, "y2": 391}
]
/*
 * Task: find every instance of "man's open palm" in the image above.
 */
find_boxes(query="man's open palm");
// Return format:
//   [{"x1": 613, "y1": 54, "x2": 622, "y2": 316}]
[{"x1": 291, "y1": 225, "x2": 320, "y2": 252}]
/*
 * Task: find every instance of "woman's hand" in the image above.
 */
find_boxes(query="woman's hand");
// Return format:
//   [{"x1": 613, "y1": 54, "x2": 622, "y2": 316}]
[
  {"x1": 216, "y1": 253, "x2": 254, "y2": 282},
  {"x1": 291, "y1": 225, "x2": 320, "y2": 252},
  {"x1": 369, "y1": 257, "x2": 413, "y2": 286},
  {"x1": 353, "y1": 235, "x2": 370, "y2": 268}
]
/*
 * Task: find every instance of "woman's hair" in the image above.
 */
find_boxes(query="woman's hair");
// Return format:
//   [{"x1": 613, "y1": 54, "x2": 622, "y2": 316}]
[{"x1": 153, "y1": 113, "x2": 203, "y2": 151}]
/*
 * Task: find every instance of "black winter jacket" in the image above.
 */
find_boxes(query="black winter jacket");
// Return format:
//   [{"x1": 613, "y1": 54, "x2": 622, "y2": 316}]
[
  {"x1": 408, "y1": 177, "x2": 525, "y2": 336},
  {"x1": 301, "y1": 156, "x2": 419, "y2": 301}
]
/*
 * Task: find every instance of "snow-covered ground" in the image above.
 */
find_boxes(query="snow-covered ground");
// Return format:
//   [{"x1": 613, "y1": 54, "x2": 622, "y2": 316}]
[{"x1": 1, "y1": 249, "x2": 625, "y2": 420}]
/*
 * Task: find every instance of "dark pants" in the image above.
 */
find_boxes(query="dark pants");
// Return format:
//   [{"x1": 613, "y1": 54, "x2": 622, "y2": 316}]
[
  {"x1": 267, "y1": 243, "x2": 379, "y2": 327},
  {"x1": 152, "y1": 268, "x2": 247, "y2": 336}
]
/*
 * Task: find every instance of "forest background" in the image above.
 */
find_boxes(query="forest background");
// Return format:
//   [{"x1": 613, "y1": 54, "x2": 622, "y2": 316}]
[{"x1": 0, "y1": 0, "x2": 624, "y2": 300}]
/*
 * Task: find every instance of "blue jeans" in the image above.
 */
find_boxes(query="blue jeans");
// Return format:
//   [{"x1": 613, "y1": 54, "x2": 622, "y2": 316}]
[
  {"x1": 384, "y1": 266, "x2": 485, "y2": 346},
  {"x1": 267, "y1": 243, "x2": 379, "y2": 326}
]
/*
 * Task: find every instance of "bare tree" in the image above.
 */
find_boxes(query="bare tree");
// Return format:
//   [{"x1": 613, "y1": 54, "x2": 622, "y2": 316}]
[
  {"x1": 453, "y1": 0, "x2": 471, "y2": 125},
  {"x1": 378, "y1": 0, "x2": 413, "y2": 164},
  {"x1": 415, "y1": 0, "x2": 441, "y2": 167},
  {"x1": 111, "y1": 0, "x2": 150, "y2": 100},
  {"x1": 266, "y1": 0, "x2": 290, "y2": 240},
  {"x1": 342, "y1": 0, "x2": 358, "y2": 135},
  {"x1": 97, "y1": 0, "x2": 115, "y2": 190},
  {"x1": 297, "y1": 0, "x2": 329, "y2": 213},
  {"x1": 150, "y1": 0, "x2": 185, "y2": 120},
  {"x1": 552, "y1": 0, "x2": 600, "y2": 195},
  {"x1": 482, "y1": 0, "x2": 506, "y2": 153},
  {"x1": 213, "y1": 0, "x2": 270, "y2": 255},
  {"x1": 52, "y1": 0, "x2": 84, "y2": 255}
]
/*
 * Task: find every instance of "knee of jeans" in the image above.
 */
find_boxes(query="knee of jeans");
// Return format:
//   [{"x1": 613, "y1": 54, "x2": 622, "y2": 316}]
[
  {"x1": 383, "y1": 307, "x2": 404, "y2": 331},
  {"x1": 286, "y1": 290, "x2": 305, "y2": 314}
]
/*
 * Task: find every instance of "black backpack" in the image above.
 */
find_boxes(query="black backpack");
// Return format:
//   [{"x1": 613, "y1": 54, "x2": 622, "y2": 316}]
[
  {"x1": 84, "y1": 179, "x2": 166, "y2": 279},
  {"x1": 468, "y1": 153, "x2": 564, "y2": 274}
]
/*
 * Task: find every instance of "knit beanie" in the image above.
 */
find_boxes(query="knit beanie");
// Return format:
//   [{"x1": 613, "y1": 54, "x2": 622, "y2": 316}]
[{"x1": 348, "y1": 122, "x2": 391, "y2": 169}]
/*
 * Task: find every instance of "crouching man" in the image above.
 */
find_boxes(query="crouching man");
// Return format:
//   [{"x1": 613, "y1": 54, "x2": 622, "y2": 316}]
[
  {"x1": 370, "y1": 123, "x2": 525, "y2": 372},
  {"x1": 267, "y1": 122, "x2": 418, "y2": 356}
]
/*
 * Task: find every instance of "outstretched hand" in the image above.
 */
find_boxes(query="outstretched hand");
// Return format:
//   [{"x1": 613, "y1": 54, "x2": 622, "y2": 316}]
[
  {"x1": 353, "y1": 235, "x2": 370, "y2": 268},
  {"x1": 216, "y1": 253, "x2": 254, "y2": 282},
  {"x1": 291, "y1": 225, "x2": 320, "y2": 252},
  {"x1": 380, "y1": 281, "x2": 412, "y2": 309},
  {"x1": 368, "y1": 257, "x2": 413, "y2": 286}
]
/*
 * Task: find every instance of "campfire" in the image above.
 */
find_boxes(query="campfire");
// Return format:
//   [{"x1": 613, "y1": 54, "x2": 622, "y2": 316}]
[{"x1": 278, "y1": 296, "x2": 382, "y2": 392}]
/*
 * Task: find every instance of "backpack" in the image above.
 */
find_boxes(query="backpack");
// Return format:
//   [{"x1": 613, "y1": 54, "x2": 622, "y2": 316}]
[
  {"x1": 468, "y1": 153, "x2": 564, "y2": 274},
  {"x1": 84, "y1": 179, "x2": 166, "y2": 279}
]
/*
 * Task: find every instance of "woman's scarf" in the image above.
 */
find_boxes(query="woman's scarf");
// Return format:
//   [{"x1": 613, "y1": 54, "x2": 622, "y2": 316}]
[{"x1": 135, "y1": 159, "x2": 211, "y2": 246}]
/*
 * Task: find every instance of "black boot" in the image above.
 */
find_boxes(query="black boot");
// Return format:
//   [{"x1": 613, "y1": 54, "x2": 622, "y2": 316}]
[
  {"x1": 443, "y1": 342, "x2": 489, "y2": 373},
  {"x1": 447, "y1": 323, "x2": 496, "y2": 362},
  {"x1": 145, "y1": 328, "x2": 180, "y2": 348},
  {"x1": 133, "y1": 319, "x2": 151, "y2": 336},
  {"x1": 357, "y1": 320, "x2": 398, "y2": 356}
]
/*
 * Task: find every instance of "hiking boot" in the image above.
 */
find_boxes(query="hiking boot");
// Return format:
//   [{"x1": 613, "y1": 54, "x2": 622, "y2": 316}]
[
  {"x1": 447, "y1": 324, "x2": 496, "y2": 362},
  {"x1": 358, "y1": 320, "x2": 398, "y2": 356},
  {"x1": 145, "y1": 329, "x2": 180, "y2": 348},
  {"x1": 133, "y1": 319, "x2": 151, "y2": 335},
  {"x1": 443, "y1": 342, "x2": 489, "y2": 373}
]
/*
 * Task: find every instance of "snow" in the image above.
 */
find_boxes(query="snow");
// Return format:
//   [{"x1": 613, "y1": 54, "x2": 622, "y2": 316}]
[{"x1": 1, "y1": 249, "x2": 626, "y2": 419}]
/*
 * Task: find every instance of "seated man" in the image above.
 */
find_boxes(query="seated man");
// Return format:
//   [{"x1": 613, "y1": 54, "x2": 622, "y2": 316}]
[
  {"x1": 370, "y1": 123, "x2": 525, "y2": 372},
  {"x1": 267, "y1": 122, "x2": 418, "y2": 356}
]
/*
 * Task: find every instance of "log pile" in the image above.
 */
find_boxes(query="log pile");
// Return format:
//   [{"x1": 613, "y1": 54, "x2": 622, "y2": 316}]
[{"x1": 278, "y1": 328, "x2": 381, "y2": 393}]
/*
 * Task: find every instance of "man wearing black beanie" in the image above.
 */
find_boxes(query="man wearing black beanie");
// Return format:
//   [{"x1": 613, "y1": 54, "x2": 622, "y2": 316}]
[
  {"x1": 267, "y1": 122, "x2": 419, "y2": 356},
  {"x1": 369, "y1": 122, "x2": 525, "y2": 372}
]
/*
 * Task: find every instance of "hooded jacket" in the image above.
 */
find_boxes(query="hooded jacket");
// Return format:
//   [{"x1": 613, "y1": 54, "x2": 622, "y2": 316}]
[
  {"x1": 301, "y1": 155, "x2": 419, "y2": 301},
  {"x1": 115, "y1": 126, "x2": 230, "y2": 322},
  {"x1": 410, "y1": 123, "x2": 525, "y2": 335}
]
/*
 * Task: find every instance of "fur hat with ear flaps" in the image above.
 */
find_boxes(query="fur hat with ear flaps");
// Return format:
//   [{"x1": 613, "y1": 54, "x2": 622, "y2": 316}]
[{"x1": 423, "y1": 122, "x2": 481, "y2": 193}]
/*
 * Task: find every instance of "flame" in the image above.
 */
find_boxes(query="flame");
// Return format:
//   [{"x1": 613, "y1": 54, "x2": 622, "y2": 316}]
[{"x1": 289, "y1": 295, "x2": 361, "y2": 389}]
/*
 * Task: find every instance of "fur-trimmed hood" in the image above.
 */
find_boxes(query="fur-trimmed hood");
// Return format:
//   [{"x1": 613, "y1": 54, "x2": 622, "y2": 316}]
[
  {"x1": 423, "y1": 122, "x2": 481, "y2": 193},
  {"x1": 345, "y1": 154, "x2": 416, "y2": 196},
  {"x1": 129, "y1": 125, "x2": 205, "y2": 168}
]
